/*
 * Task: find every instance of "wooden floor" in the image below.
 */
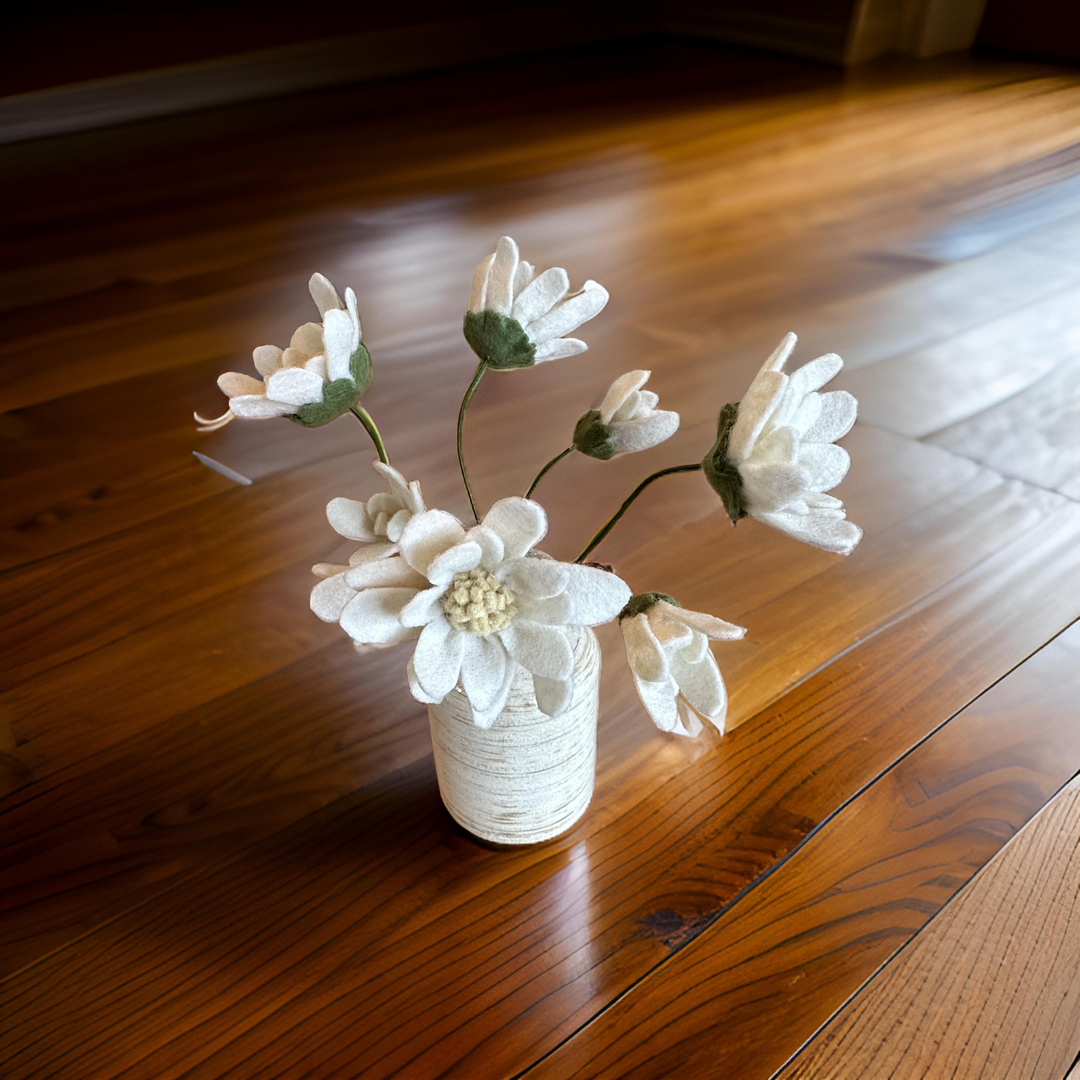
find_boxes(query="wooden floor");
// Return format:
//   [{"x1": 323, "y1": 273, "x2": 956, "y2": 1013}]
[{"x1": 1, "y1": 38, "x2": 1079, "y2": 1079}]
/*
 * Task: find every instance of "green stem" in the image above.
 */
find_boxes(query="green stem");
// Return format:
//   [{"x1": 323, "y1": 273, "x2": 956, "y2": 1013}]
[
  {"x1": 525, "y1": 447, "x2": 574, "y2": 499},
  {"x1": 457, "y1": 361, "x2": 487, "y2": 523},
  {"x1": 350, "y1": 406, "x2": 390, "y2": 465},
  {"x1": 574, "y1": 463, "x2": 702, "y2": 564}
]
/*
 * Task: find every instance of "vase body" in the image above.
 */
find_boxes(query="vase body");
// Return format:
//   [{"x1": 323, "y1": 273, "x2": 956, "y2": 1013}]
[{"x1": 427, "y1": 625, "x2": 600, "y2": 845}]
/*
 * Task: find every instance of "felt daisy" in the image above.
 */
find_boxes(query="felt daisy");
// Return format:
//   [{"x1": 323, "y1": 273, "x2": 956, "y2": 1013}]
[
  {"x1": 573, "y1": 370, "x2": 681, "y2": 459},
  {"x1": 464, "y1": 236, "x2": 610, "y2": 370},
  {"x1": 702, "y1": 332, "x2": 862, "y2": 555},
  {"x1": 323, "y1": 496, "x2": 630, "y2": 726},
  {"x1": 619, "y1": 593, "x2": 745, "y2": 738},
  {"x1": 310, "y1": 461, "x2": 427, "y2": 619},
  {"x1": 196, "y1": 273, "x2": 372, "y2": 431}
]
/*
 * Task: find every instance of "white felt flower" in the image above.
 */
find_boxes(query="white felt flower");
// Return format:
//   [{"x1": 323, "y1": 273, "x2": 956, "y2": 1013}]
[
  {"x1": 573, "y1": 370, "x2": 681, "y2": 459},
  {"x1": 323, "y1": 461, "x2": 426, "y2": 552},
  {"x1": 325, "y1": 496, "x2": 630, "y2": 726},
  {"x1": 196, "y1": 273, "x2": 372, "y2": 431},
  {"x1": 310, "y1": 462, "x2": 427, "y2": 625},
  {"x1": 703, "y1": 332, "x2": 862, "y2": 555},
  {"x1": 620, "y1": 593, "x2": 745, "y2": 738},
  {"x1": 463, "y1": 236, "x2": 610, "y2": 370}
]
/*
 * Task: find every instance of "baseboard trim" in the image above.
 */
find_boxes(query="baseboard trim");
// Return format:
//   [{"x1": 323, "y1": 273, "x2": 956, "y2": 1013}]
[{"x1": 0, "y1": 12, "x2": 649, "y2": 145}]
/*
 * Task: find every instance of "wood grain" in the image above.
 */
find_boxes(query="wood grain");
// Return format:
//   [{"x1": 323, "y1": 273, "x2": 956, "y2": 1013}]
[
  {"x1": 1, "y1": 507, "x2": 1077, "y2": 1077},
  {"x1": 527, "y1": 625, "x2": 1080, "y2": 1080},
  {"x1": 782, "y1": 771, "x2": 1080, "y2": 1080},
  {"x1": 0, "y1": 435, "x2": 1069, "y2": 975},
  {"x1": 2, "y1": 41, "x2": 1079, "y2": 1079}
]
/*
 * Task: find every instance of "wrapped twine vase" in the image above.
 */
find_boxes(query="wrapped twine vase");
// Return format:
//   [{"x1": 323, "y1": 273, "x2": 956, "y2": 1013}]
[{"x1": 427, "y1": 625, "x2": 601, "y2": 845}]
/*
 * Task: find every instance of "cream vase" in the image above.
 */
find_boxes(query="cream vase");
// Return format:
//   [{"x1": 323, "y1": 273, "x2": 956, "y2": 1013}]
[{"x1": 427, "y1": 625, "x2": 601, "y2": 845}]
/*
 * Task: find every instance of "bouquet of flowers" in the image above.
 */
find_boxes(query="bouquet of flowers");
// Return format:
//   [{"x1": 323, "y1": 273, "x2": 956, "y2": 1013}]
[{"x1": 197, "y1": 236, "x2": 861, "y2": 745}]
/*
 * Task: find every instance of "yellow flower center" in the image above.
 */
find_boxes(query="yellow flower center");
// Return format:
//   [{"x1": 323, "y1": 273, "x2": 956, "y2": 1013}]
[{"x1": 441, "y1": 568, "x2": 517, "y2": 636}]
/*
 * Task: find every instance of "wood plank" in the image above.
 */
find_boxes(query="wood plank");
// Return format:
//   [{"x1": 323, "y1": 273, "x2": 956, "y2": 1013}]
[
  {"x1": 527, "y1": 625, "x2": 1080, "y2": 1080},
  {"x1": 781, "y1": 771, "x2": 1080, "y2": 1080},
  {"x1": 4, "y1": 68, "x2": 1080, "y2": 413},
  {"x1": 927, "y1": 353, "x2": 1080, "y2": 501},
  {"x1": 834, "y1": 284, "x2": 1080, "y2": 437},
  {"x1": 4, "y1": 47, "x2": 1080, "y2": 1079},
  {"x1": 1, "y1": 504, "x2": 1077, "y2": 1079},
  {"x1": 0, "y1": 435, "x2": 1058, "y2": 973}
]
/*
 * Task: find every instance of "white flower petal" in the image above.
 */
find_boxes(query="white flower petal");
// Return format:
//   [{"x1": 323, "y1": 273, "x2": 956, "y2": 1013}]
[
  {"x1": 622, "y1": 613, "x2": 668, "y2": 683},
  {"x1": 465, "y1": 524, "x2": 505, "y2": 571},
  {"x1": 309, "y1": 272, "x2": 343, "y2": 317},
  {"x1": 266, "y1": 367, "x2": 326, "y2": 406},
  {"x1": 218, "y1": 372, "x2": 266, "y2": 398},
  {"x1": 312, "y1": 562, "x2": 348, "y2": 579},
  {"x1": 339, "y1": 586, "x2": 420, "y2": 643},
  {"x1": 655, "y1": 601, "x2": 745, "y2": 641},
  {"x1": 470, "y1": 657, "x2": 518, "y2": 728},
  {"x1": 789, "y1": 391, "x2": 823, "y2": 435},
  {"x1": 407, "y1": 656, "x2": 441, "y2": 704},
  {"x1": 412, "y1": 617, "x2": 465, "y2": 702},
  {"x1": 399, "y1": 510, "x2": 467, "y2": 576},
  {"x1": 252, "y1": 345, "x2": 283, "y2": 377},
  {"x1": 753, "y1": 425, "x2": 800, "y2": 466},
  {"x1": 755, "y1": 509, "x2": 863, "y2": 554},
  {"x1": 599, "y1": 370, "x2": 650, "y2": 424},
  {"x1": 348, "y1": 540, "x2": 399, "y2": 564},
  {"x1": 501, "y1": 620, "x2": 573, "y2": 680},
  {"x1": 345, "y1": 287, "x2": 362, "y2": 342},
  {"x1": 739, "y1": 461, "x2": 812, "y2": 513},
  {"x1": 288, "y1": 322, "x2": 324, "y2": 360},
  {"x1": 672, "y1": 703, "x2": 705, "y2": 739},
  {"x1": 304, "y1": 354, "x2": 329, "y2": 381},
  {"x1": 648, "y1": 614, "x2": 695, "y2": 651},
  {"x1": 485, "y1": 236, "x2": 520, "y2": 316},
  {"x1": 789, "y1": 353, "x2": 844, "y2": 400},
  {"x1": 322, "y1": 307, "x2": 359, "y2": 382},
  {"x1": 761, "y1": 331, "x2": 798, "y2": 375},
  {"x1": 427, "y1": 540, "x2": 484, "y2": 587},
  {"x1": 728, "y1": 369, "x2": 787, "y2": 464},
  {"x1": 553, "y1": 564, "x2": 631, "y2": 625},
  {"x1": 806, "y1": 492, "x2": 845, "y2": 512},
  {"x1": 400, "y1": 584, "x2": 449, "y2": 627},
  {"x1": 372, "y1": 462, "x2": 413, "y2": 508},
  {"x1": 480, "y1": 498, "x2": 547, "y2": 559},
  {"x1": 533, "y1": 674, "x2": 573, "y2": 718},
  {"x1": 310, "y1": 574, "x2": 356, "y2": 622},
  {"x1": 499, "y1": 556, "x2": 570, "y2": 600},
  {"x1": 327, "y1": 497, "x2": 377, "y2": 541},
  {"x1": 512, "y1": 266, "x2": 570, "y2": 325},
  {"x1": 632, "y1": 670, "x2": 680, "y2": 732},
  {"x1": 512, "y1": 259, "x2": 535, "y2": 300},
  {"x1": 609, "y1": 410, "x2": 680, "y2": 455},
  {"x1": 671, "y1": 646, "x2": 727, "y2": 728},
  {"x1": 805, "y1": 390, "x2": 857, "y2": 444},
  {"x1": 533, "y1": 338, "x2": 588, "y2": 362},
  {"x1": 799, "y1": 442, "x2": 850, "y2": 492},
  {"x1": 386, "y1": 509, "x2": 411, "y2": 543},
  {"x1": 228, "y1": 395, "x2": 299, "y2": 417},
  {"x1": 467, "y1": 253, "x2": 495, "y2": 314},
  {"x1": 459, "y1": 634, "x2": 509, "y2": 714},
  {"x1": 344, "y1": 557, "x2": 427, "y2": 590},
  {"x1": 526, "y1": 280, "x2": 608, "y2": 345}
]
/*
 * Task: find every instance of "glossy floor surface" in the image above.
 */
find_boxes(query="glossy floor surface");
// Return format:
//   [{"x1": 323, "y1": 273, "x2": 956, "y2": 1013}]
[{"x1": 1, "y1": 38, "x2": 1079, "y2": 1079}]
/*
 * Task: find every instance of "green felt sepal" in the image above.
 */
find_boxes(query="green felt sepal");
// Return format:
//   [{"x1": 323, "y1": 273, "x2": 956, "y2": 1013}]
[
  {"x1": 573, "y1": 409, "x2": 617, "y2": 460},
  {"x1": 618, "y1": 591, "x2": 681, "y2": 621},
  {"x1": 287, "y1": 343, "x2": 373, "y2": 428},
  {"x1": 463, "y1": 311, "x2": 537, "y2": 370},
  {"x1": 701, "y1": 401, "x2": 746, "y2": 525}
]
